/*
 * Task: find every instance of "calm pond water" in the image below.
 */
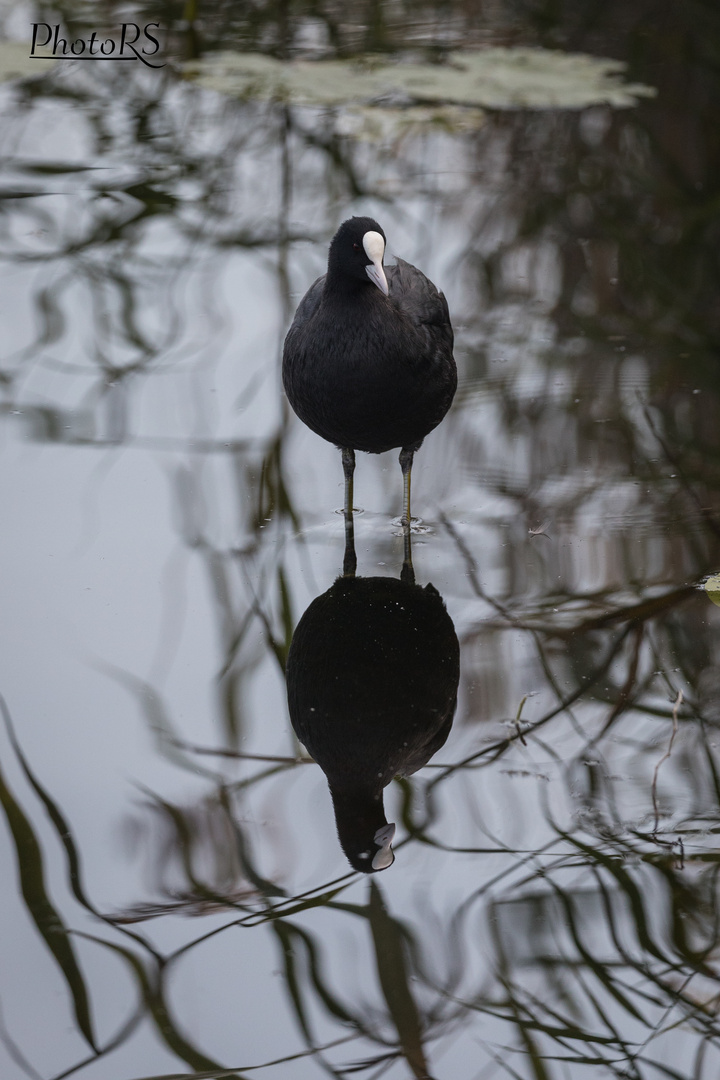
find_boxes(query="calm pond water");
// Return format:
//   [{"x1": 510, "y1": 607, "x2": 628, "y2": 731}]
[{"x1": 2, "y1": 3, "x2": 720, "y2": 1079}]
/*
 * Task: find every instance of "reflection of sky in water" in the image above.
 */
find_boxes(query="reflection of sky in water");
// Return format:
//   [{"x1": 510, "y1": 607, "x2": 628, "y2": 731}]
[{"x1": 1, "y1": 3, "x2": 720, "y2": 1077}]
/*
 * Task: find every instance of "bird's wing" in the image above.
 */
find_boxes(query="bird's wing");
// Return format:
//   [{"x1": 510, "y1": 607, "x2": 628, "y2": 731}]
[
  {"x1": 386, "y1": 257, "x2": 453, "y2": 347},
  {"x1": 286, "y1": 275, "x2": 325, "y2": 332}
]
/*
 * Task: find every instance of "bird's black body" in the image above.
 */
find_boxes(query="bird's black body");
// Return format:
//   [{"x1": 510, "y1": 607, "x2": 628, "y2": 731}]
[
  {"x1": 286, "y1": 574, "x2": 460, "y2": 872},
  {"x1": 282, "y1": 218, "x2": 456, "y2": 456}
]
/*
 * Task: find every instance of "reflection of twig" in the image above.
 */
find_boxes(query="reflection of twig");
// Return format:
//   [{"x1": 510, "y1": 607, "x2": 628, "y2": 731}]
[
  {"x1": 514, "y1": 695, "x2": 528, "y2": 746},
  {"x1": 642, "y1": 403, "x2": 720, "y2": 540},
  {"x1": 171, "y1": 738, "x2": 311, "y2": 765},
  {"x1": 429, "y1": 624, "x2": 635, "y2": 787},
  {"x1": 651, "y1": 690, "x2": 683, "y2": 836},
  {"x1": 589, "y1": 623, "x2": 644, "y2": 745},
  {"x1": 123, "y1": 1033, "x2": 362, "y2": 1080},
  {"x1": 0, "y1": 995, "x2": 43, "y2": 1080},
  {"x1": 440, "y1": 514, "x2": 520, "y2": 625},
  {"x1": 476, "y1": 584, "x2": 697, "y2": 640}
]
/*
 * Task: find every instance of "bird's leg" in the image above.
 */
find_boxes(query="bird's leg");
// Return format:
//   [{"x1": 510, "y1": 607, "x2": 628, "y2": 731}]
[
  {"x1": 399, "y1": 447, "x2": 414, "y2": 527},
  {"x1": 342, "y1": 447, "x2": 357, "y2": 577},
  {"x1": 342, "y1": 447, "x2": 356, "y2": 512},
  {"x1": 399, "y1": 446, "x2": 415, "y2": 581}
]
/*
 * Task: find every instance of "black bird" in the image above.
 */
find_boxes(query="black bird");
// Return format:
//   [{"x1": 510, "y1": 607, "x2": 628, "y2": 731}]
[
  {"x1": 282, "y1": 216, "x2": 456, "y2": 528},
  {"x1": 286, "y1": 563, "x2": 460, "y2": 873}
]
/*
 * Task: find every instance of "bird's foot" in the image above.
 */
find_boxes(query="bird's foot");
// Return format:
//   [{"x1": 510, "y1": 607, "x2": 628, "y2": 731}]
[{"x1": 391, "y1": 515, "x2": 432, "y2": 535}]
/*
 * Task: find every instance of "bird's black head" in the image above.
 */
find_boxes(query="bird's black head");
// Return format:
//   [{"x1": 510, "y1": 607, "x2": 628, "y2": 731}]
[
  {"x1": 344, "y1": 821, "x2": 396, "y2": 874},
  {"x1": 326, "y1": 216, "x2": 389, "y2": 296},
  {"x1": 329, "y1": 787, "x2": 396, "y2": 873}
]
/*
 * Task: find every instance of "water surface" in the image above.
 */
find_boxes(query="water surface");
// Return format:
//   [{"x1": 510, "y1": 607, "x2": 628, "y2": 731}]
[{"x1": 1, "y1": 3, "x2": 720, "y2": 1078}]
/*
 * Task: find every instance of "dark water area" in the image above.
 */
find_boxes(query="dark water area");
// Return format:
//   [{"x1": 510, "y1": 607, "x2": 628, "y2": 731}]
[{"x1": 1, "y1": 2, "x2": 720, "y2": 1078}]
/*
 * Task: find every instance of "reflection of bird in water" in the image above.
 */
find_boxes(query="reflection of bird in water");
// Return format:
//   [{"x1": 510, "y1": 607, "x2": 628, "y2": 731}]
[
  {"x1": 286, "y1": 529, "x2": 459, "y2": 872},
  {"x1": 283, "y1": 216, "x2": 456, "y2": 529}
]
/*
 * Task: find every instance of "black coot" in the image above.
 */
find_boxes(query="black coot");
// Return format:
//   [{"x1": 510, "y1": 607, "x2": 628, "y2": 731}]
[
  {"x1": 282, "y1": 216, "x2": 456, "y2": 524},
  {"x1": 286, "y1": 568, "x2": 460, "y2": 873}
]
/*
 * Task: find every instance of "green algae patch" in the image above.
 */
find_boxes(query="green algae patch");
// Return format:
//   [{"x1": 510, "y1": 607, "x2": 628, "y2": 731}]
[
  {"x1": 184, "y1": 48, "x2": 656, "y2": 111},
  {"x1": 705, "y1": 573, "x2": 720, "y2": 608},
  {"x1": 0, "y1": 42, "x2": 56, "y2": 81}
]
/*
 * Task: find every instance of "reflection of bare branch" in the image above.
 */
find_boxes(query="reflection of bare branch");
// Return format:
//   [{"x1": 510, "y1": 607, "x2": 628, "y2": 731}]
[
  {"x1": 474, "y1": 583, "x2": 698, "y2": 640},
  {"x1": 514, "y1": 695, "x2": 529, "y2": 746},
  {"x1": 122, "y1": 1033, "x2": 361, "y2": 1080},
  {"x1": 591, "y1": 622, "x2": 644, "y2": 743},
  {"x1": 429, "y1": 624, "x2": 634, "y2": 786},
  {"x1": 440, "y1": 513, "x2": 519, "y2": 624},
  {"x1": 170, "y1": 739, "x2": 309, "y2": 764},
  {"x1": 652, "y1": 690, "x2": 684, "y2": 836},
  {"x1": 0, "y1": 995, "x2": 43, "y2": 1080},
  {"x1": 643, "y1": 403, "x2": 720, "y2": 541}
]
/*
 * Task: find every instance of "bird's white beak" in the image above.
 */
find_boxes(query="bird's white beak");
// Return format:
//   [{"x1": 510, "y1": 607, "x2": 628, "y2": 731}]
[
  {"x1": 363, "y1": 230, "x2": 389, "y2": 296},
  {"x1": 372, "y1": 822, "x2": 396, "y2": 870}
]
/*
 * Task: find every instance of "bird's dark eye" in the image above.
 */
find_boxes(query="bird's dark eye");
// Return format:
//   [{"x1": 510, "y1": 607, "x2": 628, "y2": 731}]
[{"x1": 353, "y1": 243, "x2": 360, "y2": 250}]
